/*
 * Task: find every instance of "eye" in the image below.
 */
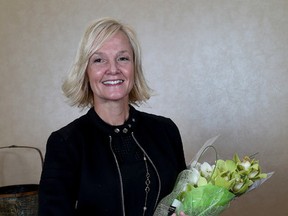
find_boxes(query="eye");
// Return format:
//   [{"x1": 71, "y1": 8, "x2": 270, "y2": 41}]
[
  {"x1": 118, "y1": 56, "x2": 130, "y2": 62},
  {"x1": 93, "y1": 58, "x2": 103, "y2": 63}
]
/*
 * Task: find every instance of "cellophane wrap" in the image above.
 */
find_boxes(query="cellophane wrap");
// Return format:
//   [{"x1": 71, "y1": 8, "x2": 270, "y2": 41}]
[
  {"x1": 153, "y1": 170, "x2": 235, "y2": 216},
  {"x1": 153, "y1": 135, "x2": 273, "y2": 216}
]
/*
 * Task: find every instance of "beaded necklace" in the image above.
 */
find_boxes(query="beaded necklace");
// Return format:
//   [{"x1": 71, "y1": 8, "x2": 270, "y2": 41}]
[{"x1": 143, "y1": 154, "x2": 151, "y2": 216}]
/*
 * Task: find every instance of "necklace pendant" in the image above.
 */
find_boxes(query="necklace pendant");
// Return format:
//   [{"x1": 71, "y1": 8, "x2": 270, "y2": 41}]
[{"x1": 143, "y1": 206, "x2": 147, "y2": 216}]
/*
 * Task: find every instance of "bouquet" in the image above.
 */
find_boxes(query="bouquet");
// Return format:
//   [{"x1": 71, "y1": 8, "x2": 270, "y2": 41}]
[{"x1": 153, "y1": 135, "x2": 274, "y2": 216}]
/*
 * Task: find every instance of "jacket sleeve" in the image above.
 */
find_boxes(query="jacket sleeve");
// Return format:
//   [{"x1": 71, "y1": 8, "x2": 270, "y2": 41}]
[
  {"x1": 38, "y1": 131, "x2": 79, "y2": 216},
  {"x1": 167, "y1": 118, "x2": 187, "y2": 172}
]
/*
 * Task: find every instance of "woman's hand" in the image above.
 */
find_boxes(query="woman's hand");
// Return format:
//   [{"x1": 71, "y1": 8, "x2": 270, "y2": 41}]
[{"x1": 172, "y1": 211, "x2": 188, "y2": 216}]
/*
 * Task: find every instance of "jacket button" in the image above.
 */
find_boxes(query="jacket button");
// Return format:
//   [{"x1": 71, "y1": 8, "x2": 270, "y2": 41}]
[{"x1": 114, "y1": 128, "x2": 120, "y2": 133}]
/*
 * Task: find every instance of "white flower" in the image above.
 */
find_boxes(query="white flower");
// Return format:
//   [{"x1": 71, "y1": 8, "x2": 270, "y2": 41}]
[
  {"x1": 239, "y1": 160, "x2": 251, "y2": 170},
  {"x1": 200, "y1": 162, "x2": 214, "y2": 178},
  {"x1": 190, "y1": 168, "x2": 200, "y2": 185}
]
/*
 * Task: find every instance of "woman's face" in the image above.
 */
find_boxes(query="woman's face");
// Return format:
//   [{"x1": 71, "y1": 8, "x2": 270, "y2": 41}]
[{"x1": 87, "y1": 31, "x2": 134, "y2": 105}]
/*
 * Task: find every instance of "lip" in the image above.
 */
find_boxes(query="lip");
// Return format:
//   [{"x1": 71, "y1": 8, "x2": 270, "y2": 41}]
[{"x1": 102, "y1": 79, "x2": 124, "y2": 85}]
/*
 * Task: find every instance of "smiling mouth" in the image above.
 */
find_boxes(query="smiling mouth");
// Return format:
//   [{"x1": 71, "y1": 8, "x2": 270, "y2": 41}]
[{"x1": 102, "y1": 79, "x2": 124, "y2": 85}]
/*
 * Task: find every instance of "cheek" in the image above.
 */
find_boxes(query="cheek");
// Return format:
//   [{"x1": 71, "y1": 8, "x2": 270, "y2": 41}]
[
  {"x1": 87, "y1": 67, "x2": 101, "y2": 82},
  {"x1": 86, "y1": 66, "x2": 93, "y2": 81},
  {"x1": 86, "y1": 71, "x2": 100, "y2": 93},
  {"x1": 128, "y1": 67, "x2": 135, "y2": 80}
]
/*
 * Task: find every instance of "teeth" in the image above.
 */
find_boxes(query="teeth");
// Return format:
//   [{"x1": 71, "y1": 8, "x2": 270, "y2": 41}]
[{"x1": 103, "y1": 80, "x2": 124, "y2": 85}]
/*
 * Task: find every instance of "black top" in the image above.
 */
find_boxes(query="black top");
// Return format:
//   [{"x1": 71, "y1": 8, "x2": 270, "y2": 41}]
[
  {"x1": 39, "y1": 105, "x2": 187, "y2": 216},
  {"x1": 97, "y1": 107, "x2": 158, "y2": 215},
  {"x1": 112, "y1": 135, "x2": 157, "y2": 216}
]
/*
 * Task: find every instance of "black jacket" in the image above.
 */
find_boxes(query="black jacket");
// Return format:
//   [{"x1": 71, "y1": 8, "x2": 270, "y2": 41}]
[{"x1": 39, "y1": 106, "x2": 186, "y2": 216}]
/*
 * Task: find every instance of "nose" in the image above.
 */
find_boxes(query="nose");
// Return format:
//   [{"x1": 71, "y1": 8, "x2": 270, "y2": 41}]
[{"x1": 108, "y1": 60, "x2": 119, "y2": 74}]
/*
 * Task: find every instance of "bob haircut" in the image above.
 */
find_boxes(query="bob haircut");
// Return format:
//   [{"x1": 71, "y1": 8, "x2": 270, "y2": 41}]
[{"x1": 62, "y1": 17, "x2": 152, "y2": 108}]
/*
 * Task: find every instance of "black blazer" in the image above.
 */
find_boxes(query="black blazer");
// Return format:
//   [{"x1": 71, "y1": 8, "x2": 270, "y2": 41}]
[{"x1": 39, "y1": 106, "x2": 186, "y2": 216}]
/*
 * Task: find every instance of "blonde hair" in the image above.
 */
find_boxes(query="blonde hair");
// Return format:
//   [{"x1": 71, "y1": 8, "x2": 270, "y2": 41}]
[{"x1": 62, "y1": 17, "x2": 152, "y2": 108}]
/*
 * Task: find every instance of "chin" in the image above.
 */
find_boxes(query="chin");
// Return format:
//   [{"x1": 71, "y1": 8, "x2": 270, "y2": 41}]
[{"x1": 107, "y1": 94, "x2": 129, "y2": 102}]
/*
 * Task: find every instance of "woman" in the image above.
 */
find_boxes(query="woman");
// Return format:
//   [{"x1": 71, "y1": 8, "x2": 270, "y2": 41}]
[{"x1": 38, "y1": 17, "x2": 187, "y2": 216}]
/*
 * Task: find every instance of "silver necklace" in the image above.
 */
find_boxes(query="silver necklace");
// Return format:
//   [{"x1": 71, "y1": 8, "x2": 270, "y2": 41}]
[{"x1": 143, "y1": 154, "x2": 151, "y2": 216}]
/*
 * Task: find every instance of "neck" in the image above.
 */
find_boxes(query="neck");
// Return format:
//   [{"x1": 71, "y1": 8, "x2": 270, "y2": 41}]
[{"x1": 94, "y1": 101, "x2": 130, "y2": 126}]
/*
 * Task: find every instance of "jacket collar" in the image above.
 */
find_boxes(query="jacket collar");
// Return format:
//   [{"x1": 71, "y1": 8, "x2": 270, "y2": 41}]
[{"x1": 87, "y1": 105, "x2": 138, "y2": 136}]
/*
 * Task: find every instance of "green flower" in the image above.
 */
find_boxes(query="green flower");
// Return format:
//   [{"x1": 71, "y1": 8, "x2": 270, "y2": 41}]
[
  {"x1": 185, "y1": 153, "x2": 268, "y2": 197},
  {"x1": 231, "y1": 175, "x2": 253, "y2": 195}
]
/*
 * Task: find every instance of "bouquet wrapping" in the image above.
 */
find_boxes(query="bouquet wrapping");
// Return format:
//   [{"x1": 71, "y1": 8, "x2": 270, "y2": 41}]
[{"x1": 153, "y1": 135, "x2": 274, "y2": 216}]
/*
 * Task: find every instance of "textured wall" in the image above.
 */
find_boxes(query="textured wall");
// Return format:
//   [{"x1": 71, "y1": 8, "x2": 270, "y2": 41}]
[{"x1": 0, "y1": 0, "x2": 287, "y2": 215}]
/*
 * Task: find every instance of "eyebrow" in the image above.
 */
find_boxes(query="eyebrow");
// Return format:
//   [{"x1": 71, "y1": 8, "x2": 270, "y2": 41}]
[{"x1": 92, "y1": 50, "x2": 132, "y2": 56}]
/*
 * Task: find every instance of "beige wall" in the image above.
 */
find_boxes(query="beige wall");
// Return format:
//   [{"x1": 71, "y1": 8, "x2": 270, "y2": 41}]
[{"x1": 0, "y1": 0, "x2": 287, "y2": 215}]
